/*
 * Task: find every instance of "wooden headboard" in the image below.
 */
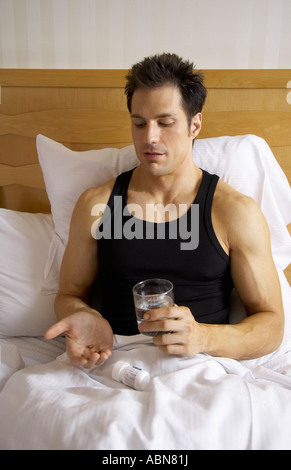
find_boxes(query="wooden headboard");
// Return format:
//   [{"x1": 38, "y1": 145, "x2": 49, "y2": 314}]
[{"x1": 0, "y1": 69, "x2": 290, "y2": 282}]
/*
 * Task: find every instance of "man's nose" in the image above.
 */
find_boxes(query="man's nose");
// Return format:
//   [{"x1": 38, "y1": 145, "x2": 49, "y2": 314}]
[{"x1": 144, "y1": 122, "x2": 160, "y2": 144}]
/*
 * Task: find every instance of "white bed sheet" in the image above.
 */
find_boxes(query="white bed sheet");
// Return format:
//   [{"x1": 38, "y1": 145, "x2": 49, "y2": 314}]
[
  {"x1": 1, "y1": 335, "x2": 291, "y2": 450},
  {"x1": 1, "y1": 279, "x2": 291, "y2": 451},
  {"x1": 1, "y1": 336, "x2": 66, "y2": 367},
  {"x1": 0, "y1": 336, "x2": 65, "y2": 391}
]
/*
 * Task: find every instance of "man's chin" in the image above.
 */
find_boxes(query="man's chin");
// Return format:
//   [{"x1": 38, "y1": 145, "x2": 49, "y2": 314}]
[{"x1": 140, "y1": 161, "x2": 170, "y2": 177}]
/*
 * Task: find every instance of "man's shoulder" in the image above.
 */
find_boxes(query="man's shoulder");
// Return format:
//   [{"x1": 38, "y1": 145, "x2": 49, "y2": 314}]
[
  {"x1": 215, "y1": 178, "x2": 258, "y2": 215},
  {"x1": 78, "y1": 177, "x2": 117, "y2": 207},
  {"x1": 70, "y1": 178, "x2": 117, "y2": 228},
  {"x1": 214, "y1": 179, "x2": 268, "y2": 248}
]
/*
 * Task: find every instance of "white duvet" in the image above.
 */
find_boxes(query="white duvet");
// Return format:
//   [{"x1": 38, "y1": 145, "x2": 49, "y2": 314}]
[{"x1": 1, "y1": 332, "x2": 291, "y2": 450}]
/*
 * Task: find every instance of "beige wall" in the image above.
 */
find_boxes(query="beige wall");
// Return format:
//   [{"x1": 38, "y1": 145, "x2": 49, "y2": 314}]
[{"x1": 0, "y1": 0, "x2": 290, "y2": 69}]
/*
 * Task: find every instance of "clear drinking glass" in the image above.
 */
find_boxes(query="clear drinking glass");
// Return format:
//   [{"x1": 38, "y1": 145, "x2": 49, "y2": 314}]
[{"x1": 132, "y1": 279, "x2": 174, "y2": 336}]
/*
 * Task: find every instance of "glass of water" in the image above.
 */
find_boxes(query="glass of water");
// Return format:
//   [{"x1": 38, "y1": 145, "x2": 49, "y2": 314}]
[{"x1": 132, "y1": 279, "x2": 174, "y2": 336}]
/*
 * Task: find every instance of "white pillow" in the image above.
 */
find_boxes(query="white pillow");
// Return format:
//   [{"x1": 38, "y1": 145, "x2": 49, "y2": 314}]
[
  {"x1": 194, "y1": 135, "x2": 291, "y2": 271},
  {"x1": 0, "y1": 209, "x2": 57, "y2": 337},
  {"x1": 38, "y1": 133, "x2": 291, "y2": 296},
  {"x1": 37, "y1": 135, "x2": 139, "y2": 246}
]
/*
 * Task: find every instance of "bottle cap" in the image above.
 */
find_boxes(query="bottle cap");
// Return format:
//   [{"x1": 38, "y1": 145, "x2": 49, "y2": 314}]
[{"x1": 112, "y1": 361, "x2": 129, "y2": 382}]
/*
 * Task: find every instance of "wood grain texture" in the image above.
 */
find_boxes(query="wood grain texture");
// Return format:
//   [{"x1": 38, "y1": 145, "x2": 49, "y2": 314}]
[
  {"x1": 1, "y1": 68, "x2": 290, "y2": 88},
  {"x1": 0, "y1": 163, "x2": 45, "y2": 188},
  {"x1": 0, "y1": 69, "x2": 129, "y2": 87},
  {"x1": 0, "y1": 109, "x2": 131, "y2": 143}
]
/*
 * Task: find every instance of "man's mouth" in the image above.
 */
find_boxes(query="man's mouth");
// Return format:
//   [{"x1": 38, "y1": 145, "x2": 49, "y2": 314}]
[{"x1": 143, "y1": 151, "x2": 165, "y2": 160}]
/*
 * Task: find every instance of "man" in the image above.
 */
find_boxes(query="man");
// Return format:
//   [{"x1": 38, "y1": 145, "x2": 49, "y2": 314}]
[{"x1": 45, "y1": 53, "x2": 284, "y2": 367}]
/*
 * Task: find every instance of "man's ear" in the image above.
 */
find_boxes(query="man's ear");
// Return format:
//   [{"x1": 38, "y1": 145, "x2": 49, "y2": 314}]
[{"x1": 190, "y1": 113, "x2": 202, "y2": 139}]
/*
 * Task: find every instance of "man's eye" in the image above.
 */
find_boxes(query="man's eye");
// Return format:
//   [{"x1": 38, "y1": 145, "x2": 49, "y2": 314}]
[
  {"x1": 159, "y1": 121, "x2": 174, "y2": 127},
  {"x1": 134, "y1": 122, "x2": 146, "y2": 128}
]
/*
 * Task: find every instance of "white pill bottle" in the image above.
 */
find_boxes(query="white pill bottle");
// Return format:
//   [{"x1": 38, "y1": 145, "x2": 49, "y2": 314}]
[{"x1": 112, "y1": 361, "x2": 150, "y2": 391}]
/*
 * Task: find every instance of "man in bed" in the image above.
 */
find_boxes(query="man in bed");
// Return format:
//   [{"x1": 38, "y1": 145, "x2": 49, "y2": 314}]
[{"x1": 45, "y1": 53, "x2": 284, "y2": 368}]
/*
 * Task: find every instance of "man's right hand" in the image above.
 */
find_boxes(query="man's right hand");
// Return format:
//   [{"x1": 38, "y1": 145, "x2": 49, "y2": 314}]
[{"x1": 44, "y1": 311, "x2": 114, "y2": 368}]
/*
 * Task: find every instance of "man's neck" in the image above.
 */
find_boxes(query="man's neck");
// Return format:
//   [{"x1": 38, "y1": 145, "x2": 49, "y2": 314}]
[{"x1": 128, "y1": 162, "x2": 203, "y2": 212}]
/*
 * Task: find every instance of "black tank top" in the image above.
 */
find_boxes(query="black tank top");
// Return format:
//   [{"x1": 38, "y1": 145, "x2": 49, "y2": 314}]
[{"x1": 93, "y1": 168, "x2": 233, "y2": 335}]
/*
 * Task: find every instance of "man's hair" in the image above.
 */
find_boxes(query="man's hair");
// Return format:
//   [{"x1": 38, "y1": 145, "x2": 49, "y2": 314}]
[{"x1": 125, "y1": 53, "x2": 207, "y2": 127}]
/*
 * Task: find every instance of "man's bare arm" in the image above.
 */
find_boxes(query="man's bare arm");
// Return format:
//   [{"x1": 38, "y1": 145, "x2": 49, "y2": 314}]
[
  {"x1": 45, "y1": 184, "x2": 114, "y2": 367},
  {"x1": 139, "y1": 194, "x2": 284, "y2": 360}
]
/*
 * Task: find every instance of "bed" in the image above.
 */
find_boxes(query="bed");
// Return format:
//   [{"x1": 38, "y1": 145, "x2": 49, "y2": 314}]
[{"x1": 0, "y1": 68, "x2": 291, "y2": 451}]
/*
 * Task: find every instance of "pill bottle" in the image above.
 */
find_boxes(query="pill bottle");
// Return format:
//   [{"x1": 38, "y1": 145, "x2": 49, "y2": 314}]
[{"x1": 112, "y1": 361, "x2": 150, "y2": 391}]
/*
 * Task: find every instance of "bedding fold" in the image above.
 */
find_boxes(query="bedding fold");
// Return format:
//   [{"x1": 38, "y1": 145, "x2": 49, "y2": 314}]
[{"x1": 1, "y1": 334, "x2": 291, "y2": 450}]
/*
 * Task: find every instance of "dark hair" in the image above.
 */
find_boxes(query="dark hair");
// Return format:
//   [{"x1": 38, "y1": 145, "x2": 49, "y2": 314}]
[{"x1": 125, "y1": 53, "x2": 207, "y2": 127}]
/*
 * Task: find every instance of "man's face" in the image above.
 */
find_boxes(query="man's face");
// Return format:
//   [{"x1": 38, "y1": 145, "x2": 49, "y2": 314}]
[{"x1": 130, "y1": 85, "x2": 201, "y2": 176}]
